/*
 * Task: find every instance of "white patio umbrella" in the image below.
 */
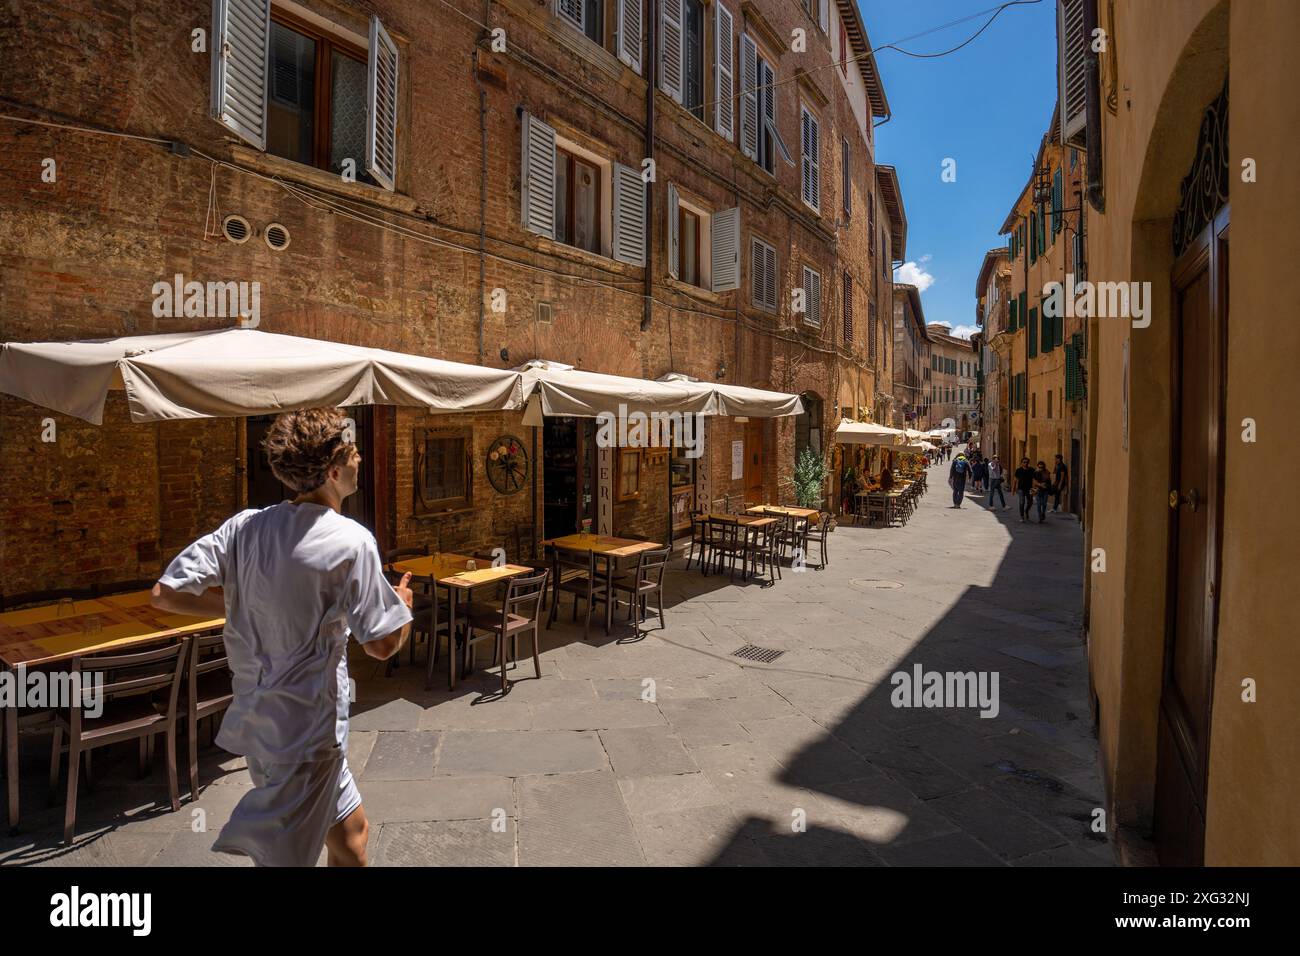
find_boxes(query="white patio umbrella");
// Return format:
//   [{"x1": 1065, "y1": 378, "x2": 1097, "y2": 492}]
[
  {"x1": 834, "y1": 419, "x2": 907, "y2": 446},
  {"x1": 0, "y1": 328, "x2": 525, "y2": 424}
]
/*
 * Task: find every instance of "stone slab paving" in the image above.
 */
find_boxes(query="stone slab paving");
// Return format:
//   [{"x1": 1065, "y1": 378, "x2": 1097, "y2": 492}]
[{"x1": 1, "y1": 454, "x2": 1112, "y2": 866}]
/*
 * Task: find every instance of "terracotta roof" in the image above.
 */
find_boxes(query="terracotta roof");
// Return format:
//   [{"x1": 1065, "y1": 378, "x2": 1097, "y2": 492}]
[
  {"x1": 975, "y1": 247, "x2": 1009, "y2": 298},
  {"x1": 875, "y1": 164, "x2": 906, "y2": 262},
  {"x1": 835, "y1": 0, "x2": 890, "y2": 118}
]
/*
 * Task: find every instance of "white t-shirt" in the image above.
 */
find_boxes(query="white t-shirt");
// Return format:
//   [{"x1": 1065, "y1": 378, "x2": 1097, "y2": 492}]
[
  {"x1": 988, "y1": 461, "x2": 1003, "y2": 481},
  {"x1": 158, "y1": 501, "x2": 412, "y2": 765}
]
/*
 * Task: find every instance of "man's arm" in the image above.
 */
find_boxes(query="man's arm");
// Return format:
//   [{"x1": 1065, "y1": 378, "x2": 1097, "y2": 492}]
[
  {"x1": 151, "y1": 583, "x2": 225, "y2": 619},
  {"x1": 360, "y1": 572, "x2": 414, "y2": 661}
]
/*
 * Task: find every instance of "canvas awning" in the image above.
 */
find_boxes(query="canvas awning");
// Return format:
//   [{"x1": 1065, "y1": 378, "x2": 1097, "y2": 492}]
[
  {"x1": 0, "y1": 328, "x2": 525, "y2": 424},
  {"x1": 517, "y1": 364, "x2": 803, "y2": 424},
  {"x1": 834, "y1": 419, "x2": 907, "y2": 446}
]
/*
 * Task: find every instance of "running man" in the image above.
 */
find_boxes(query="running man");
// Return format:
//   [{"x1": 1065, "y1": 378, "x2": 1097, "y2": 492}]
[{"x1": 151, "y1": 408, "x2": 413, "y2": 867}]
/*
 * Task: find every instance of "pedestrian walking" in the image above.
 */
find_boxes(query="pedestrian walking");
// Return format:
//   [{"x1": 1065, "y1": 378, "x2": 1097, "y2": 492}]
[
  {"x1": 1052, "y1": 453, "x2": 1069, "y2": 512},
  {"x1": 949, "y1": 452, "x2": 971, "y2": 507},
  {"x1": 1014, "y1": 457, "x2": 1035, "y2": 522},
  {"x1": 987, "y1": 456, "x2": 1007, "y2": 508},
  {"x1": 151, "y1": 408, "x2": 415, "y2": 867},
  {"x1": 972, "y1": 455, "x2": 988, "y2": 492},
  {"x1": 1033, "y1": 460, "x2": 1052, "y2": 523}
]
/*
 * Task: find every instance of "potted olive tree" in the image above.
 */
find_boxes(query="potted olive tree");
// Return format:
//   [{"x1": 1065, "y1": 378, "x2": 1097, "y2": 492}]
[{"x1": 792, "y1": 448, "x2": 832, "y2": 526}]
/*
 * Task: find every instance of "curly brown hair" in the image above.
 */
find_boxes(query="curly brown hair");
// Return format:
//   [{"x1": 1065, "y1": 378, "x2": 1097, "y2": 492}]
[{"x1": 262, "y1": 407, "x2": 355, "y2": 494}]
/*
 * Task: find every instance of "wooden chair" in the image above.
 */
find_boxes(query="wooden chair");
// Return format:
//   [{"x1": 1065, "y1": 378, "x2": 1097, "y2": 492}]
[
  {"x1": 805, "y1": 513, "x2": 831, "y2": 570},
  {"x1": 707, "y1": 517, "x2": 745, "y2": 580},
  {"x1": 685, "y1": 511, "x2": 709, "y2": 572},
  {"x1": 547, "y1": 548, "x2": 612, "y2": 639},
  {"x1": 49, "y1": 639, "x2": 189, "y2": 844},
  {"x1": 383, "y1": 544, "x2": 433, "y2": 670},
  {"x1": 612, "y1": 546, "x2": 670, "y2": 634},
  {"x1": 170, "y1": 632, "x2": 233, "y2": 800},
  {"x1": 466, "y1": 570, "x2": 550, "y2": 694},
  {"x1": 742, "y1": 521, "x2": 780, "y2": 586}
]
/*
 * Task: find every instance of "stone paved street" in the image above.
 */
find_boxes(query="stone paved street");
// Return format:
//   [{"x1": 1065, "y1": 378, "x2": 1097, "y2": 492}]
[{"x1": 1, "y1": 457, "x2": 1111, "y2": 866}]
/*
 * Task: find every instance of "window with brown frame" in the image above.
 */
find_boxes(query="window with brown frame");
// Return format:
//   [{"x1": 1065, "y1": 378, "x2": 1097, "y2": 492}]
[
  {"x1": 266, "y1": 9, "x2": 374, "y2": 184},
  {"x1": 679, "y1": 207, "x2": 701, "y2": 287},
  {"x1": 554, "y1": 148, "x2": 602, "y2": 254},
  {"x1": 414, "y1": 428, "x2": 472, "y2": 514},
  {"x1": 615, "y1": 448, "x2": 642, "y2": 501}
]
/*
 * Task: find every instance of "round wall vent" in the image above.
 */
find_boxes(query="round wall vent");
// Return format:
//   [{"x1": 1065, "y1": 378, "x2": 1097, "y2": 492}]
[
  {"x1": 264, "y1": 222, "x2": 291, "y2": 251},
  {"x1": 221, "y1": 214, "x2": 251, "y2": 244}
]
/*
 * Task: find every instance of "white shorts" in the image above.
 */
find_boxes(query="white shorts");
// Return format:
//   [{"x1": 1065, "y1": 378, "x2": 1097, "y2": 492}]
[{"x1": 212, "y1": 754, "x2": 362, "y2": 867}]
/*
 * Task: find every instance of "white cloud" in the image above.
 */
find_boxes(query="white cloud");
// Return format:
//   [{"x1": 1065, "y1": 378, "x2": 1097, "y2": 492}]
[
  {"x1": 948, "y1": 324, "x2": 979, "y2": 339},
  {"x1": 894, "y1": 259, "x2": 935, "y2": 291}
]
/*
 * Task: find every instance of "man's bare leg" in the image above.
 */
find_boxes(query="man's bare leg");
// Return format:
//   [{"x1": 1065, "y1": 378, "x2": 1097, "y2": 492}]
[{"x1": 326, "y1": 804, "x2": 369, "y2": 867}]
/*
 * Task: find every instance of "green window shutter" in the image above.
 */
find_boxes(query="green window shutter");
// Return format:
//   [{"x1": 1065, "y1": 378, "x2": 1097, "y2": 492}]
[
  {"x1": 1009, "y1": 297, "x2": 1017, "y2": 330},
  {"x1": 1029, "y1": 307, "x2": 1038, "y2": 357},
  {"x1": 1019, "y1": 292, "x2": 1027, "y2": 330},
  {"x1": 1029, "y1": 212, "x2": 1037, "y2": 263},
  {"x1": 1056, "y1": 313, "x2": 1064, "y2": 349},
  {"x1": 1041, "y1": 306, "x2": 1051, "y2": 351}
]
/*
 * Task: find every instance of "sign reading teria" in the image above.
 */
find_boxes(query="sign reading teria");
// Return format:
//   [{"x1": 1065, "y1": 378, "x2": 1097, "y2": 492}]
[
  {"x1": 1042, "y1": 274, "x2": 1151, "y2": 328},
  {"x1": 595, "y1": 405, "x2": 703, "y2": 458}
]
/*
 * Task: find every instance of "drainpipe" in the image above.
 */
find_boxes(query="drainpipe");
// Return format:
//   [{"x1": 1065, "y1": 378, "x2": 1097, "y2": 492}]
[
  {"x1": 1083, "y1": 0, "x2": 1105, "y2": 212},
  {"x1": 641, "y1": 0, "x2": 657, "y2": 332}
]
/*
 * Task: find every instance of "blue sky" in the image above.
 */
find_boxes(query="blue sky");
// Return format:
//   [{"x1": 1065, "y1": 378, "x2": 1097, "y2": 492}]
[{"x1": 865, "y1": 0, "x2": 1060, "y2": 338}]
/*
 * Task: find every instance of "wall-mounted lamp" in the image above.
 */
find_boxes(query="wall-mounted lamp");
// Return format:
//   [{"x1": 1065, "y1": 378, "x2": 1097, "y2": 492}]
[
  {"x1": 716, "y1": 360, "x2": 727, "y2": 379},
  {"x1": 499, "y1": 347, "x2": 509, "y2": 363}
]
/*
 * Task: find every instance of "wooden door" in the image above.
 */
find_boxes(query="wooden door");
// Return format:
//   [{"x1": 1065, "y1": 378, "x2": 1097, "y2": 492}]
[
  {"x1": 1154, "y1": 205, "x2": 1228, "y2": 866},
  {"x1": 744, "y1": 419, "x2": 764, "y2": 505}
]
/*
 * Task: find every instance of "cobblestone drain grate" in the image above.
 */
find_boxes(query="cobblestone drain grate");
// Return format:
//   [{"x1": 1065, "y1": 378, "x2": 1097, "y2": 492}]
[{"x1": 732, "y1": 644, "x2": 786, "y2": 663}]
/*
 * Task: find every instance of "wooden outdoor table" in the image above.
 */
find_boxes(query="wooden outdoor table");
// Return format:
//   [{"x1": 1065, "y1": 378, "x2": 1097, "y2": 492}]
[
  {"x1": 699, "y1": 513, "x2": 777, "y2": 527},
  {"x1": 540, "y1": 534, "x2": 664, "y2": 634},
  {"x1": 744, "y1": 504, "x2": 820, "y2": 521},
  {"x1": 389, "y1": 553, "x2": 535, "y2": 691},
  {"x1": 0, "y1": 589, "x2": 224, "y2": 833}
]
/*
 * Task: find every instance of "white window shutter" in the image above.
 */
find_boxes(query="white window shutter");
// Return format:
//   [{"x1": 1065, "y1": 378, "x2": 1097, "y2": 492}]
[
  {"x1": 616, "y1": 0, "x2": 643, "y2": 75},
  {"x1": 1057, "y1": 0, "x2": 1087, "y2": 146},
  {"x1": 710, "y1": 207, "x2": 740, "y2": 292},
  {"x1": 714, "y1": 4, "x2": 734, "y2": 141},
  {"x1": 667, "y1": 183, "x2": 680, "y2": 279},
  {"x1": 818, "y1": 0, "x2": 829, "y2": 33},
  {"x1": 660, "y1": 0, "x2": 684, "y2": 103},
  {"x1": 739, "y1": 34, "x2": 758, "y2": 160},
  {"x1": 809, "y1": 270, "x2": 822, "y2": 326},
  {"x1": 556, "y1": 0, "x2": 583, "y2": 31},
  {"x1": 750, "y1": 238, "x2": 764, "y2": 305},
  {"x1": 210, "y1": 0, "x2": 270, "y2": 150},
  {"x1": 521, "y1": 112, "x2": 557, "y2": 239},
  {"x1": 612, "y1": 163, "x2": 647, "y2": 266},
  {"x1": 801, "y1": 108, "x2": 819, "y2": 211},
  {"x1": 366, "y1": 16, "x2": 399, "y2": 191}
]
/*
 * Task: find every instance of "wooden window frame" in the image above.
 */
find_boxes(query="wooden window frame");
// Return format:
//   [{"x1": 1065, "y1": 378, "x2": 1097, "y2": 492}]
[
  {"x1": 679, "y1": 206, "x2": 702, "y2": 287},
  {"x1": 413, "y1": 426, "x2": 473, "y2": 515},
  {"x1": 556, "y1": 147, "x2": 603, "y2": 254},
  {"x1": 268, "y1": 7, "x2": 370, "y2": 176},
  {"x1": 614, "y1": 447, "x2": 643, "y2": 502}
]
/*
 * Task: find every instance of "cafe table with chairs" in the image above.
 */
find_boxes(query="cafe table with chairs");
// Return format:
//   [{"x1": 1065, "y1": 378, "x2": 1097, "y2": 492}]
[{"x1": 0, "y1": 586, "x2": 225, "y2": 837}]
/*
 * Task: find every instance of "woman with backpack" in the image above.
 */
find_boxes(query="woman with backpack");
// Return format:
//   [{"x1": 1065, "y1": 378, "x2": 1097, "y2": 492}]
[{"x1": 949, "y1": 452, "x2": 971, "y2": 508}]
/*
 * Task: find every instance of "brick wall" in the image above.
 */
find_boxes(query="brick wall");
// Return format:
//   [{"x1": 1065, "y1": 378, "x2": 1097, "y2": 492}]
[{"x1": 0, "y1": 0, "x2": 890, "y2": 592}]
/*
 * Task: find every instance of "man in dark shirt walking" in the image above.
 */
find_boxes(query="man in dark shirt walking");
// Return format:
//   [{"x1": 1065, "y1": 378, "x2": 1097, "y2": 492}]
[
  {"x1": 1052, "y1": 453, "x2": 1069, "y2": 513},
  {"x1": 1013, "y1": 457, "x2": 1035, "y2": 523},
  {"x1": 949, "y1": 452, "x2": 971, "y2": 508}
]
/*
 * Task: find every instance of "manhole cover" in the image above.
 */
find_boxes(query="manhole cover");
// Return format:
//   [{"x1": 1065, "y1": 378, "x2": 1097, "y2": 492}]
[
  {"x1": 733, "y1": 644, "x2": 786, "y2": 663},
  {"x1": 849, "y1": 579, "x2": 904, "y2": 589}
]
